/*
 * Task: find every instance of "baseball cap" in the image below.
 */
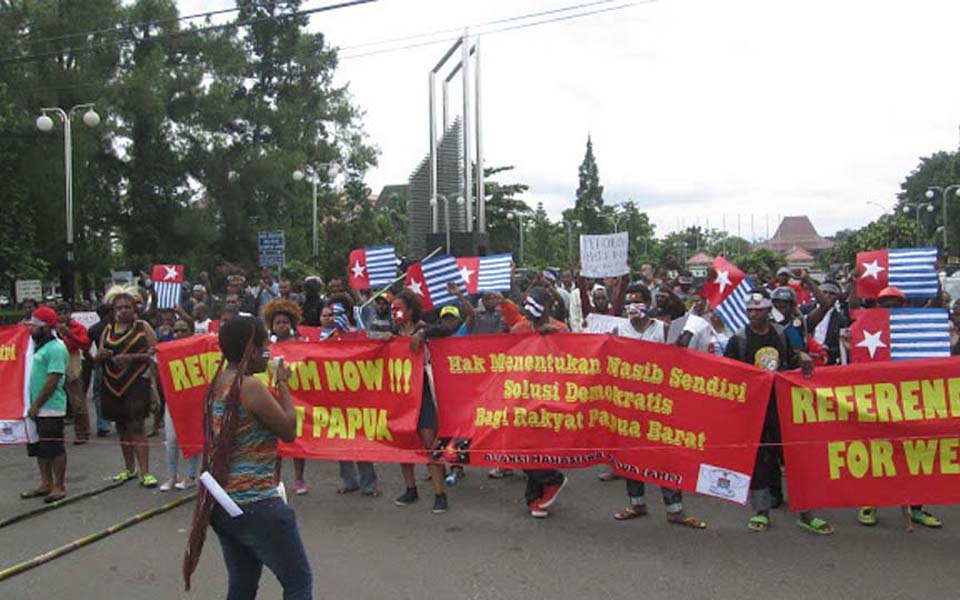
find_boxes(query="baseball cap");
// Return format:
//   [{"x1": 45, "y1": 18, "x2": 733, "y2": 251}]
[
  {"x1": 743, "y1": 289, "x2": 773, "y2": 309},
  {"x1": 878, "y1": 286, "x2": 906, "y2": 300},
  {"x1": 776, "y1": 267, "x2": 792, "y2": 277},
  {"x1": 439, "y1": 305, "x2": 461, "y2": 319},
  {"x1": 771, "y1": 287, "x2": 796, "y2": 303},
  {"x1": 193, "y1": 284, "x2": 206, "y2": 292},
  {"x1": 28, "y1": 306, "x2": 59, "y2": 328}
]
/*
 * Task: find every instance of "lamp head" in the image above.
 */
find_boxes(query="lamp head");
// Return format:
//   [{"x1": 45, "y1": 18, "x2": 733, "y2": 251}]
[
  {"x1": 456, "y1": 196, "x2": 465, "y2": 206},
  {"x1": 82, "y1": 109, "x2": 100, "y2": 128},
  {"x1": 292, "y1": 169, "x2": 305, "y2": 182},
  {"x1": 926, "y1": 189, "x2": 935, "y2": 200},
  {"x1": 36, "y1": 114, "x2": 54, "y2": 132}
]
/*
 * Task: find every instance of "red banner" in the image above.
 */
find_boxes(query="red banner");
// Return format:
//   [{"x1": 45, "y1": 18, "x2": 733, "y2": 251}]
[
  {"x1": 0, "y1": 325, "x2": 31, "y2": 444},
  {"x1": 158, "y1": 335, "x2": 426, "y2": 463},
  {"x1": 776, "y1": 358, "x2": 960, "y2": 510},
  {"x1": 430, "y1": 333, "x2": 773, "y2": 505},
  {"x1": 156, "y1": 334, "x2": 223, "y2": 457},
  {"x1": 273, "y1": 340, "x2": 425, "y2": 462}
]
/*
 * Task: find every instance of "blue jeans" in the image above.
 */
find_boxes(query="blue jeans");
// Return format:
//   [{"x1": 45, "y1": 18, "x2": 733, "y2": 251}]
[
  {"x1": 211, "y1": 498, "x2": 312, "y2": 600},
  {"x1": 91, "y1": 366, "x2": 111, "y2": 433}
]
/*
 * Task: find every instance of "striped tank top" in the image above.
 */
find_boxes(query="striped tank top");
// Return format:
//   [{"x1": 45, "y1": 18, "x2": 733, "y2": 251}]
[
  {"x1": 102, "y1": 320, "x2": 151, "y2": 397},
  {"x1": 211, "y1": 374, "x2": 279, "y2": 505}
]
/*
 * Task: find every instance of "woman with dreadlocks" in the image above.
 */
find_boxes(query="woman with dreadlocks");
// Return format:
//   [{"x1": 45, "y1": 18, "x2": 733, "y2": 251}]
[{"x1": 182, "y1": 316, "x2": 312, "y2": 598}]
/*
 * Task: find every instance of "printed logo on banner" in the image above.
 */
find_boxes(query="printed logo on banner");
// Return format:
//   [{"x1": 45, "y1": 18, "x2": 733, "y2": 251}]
[
  {"x1": 431, "y1": 437, "x2": 472, "y2": 464},
  {"x1": 696, "y1": 463, "x2": 750, "y2": 504},
  {"x1": 0, "y1": 420, "x2": 27, "y2": 444}
]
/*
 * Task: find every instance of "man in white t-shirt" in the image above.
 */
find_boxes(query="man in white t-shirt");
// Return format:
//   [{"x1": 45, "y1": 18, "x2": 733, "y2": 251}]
[
  {"x1": 609, "y1": 283, "x2": 705, "y2": 529},
  {"x1": 658, "y1": 287, "x2": 712, "y2": 352}
]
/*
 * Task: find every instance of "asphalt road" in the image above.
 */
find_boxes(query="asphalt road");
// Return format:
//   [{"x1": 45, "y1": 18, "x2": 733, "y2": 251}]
[{"x1": 1, "y1": 422, "x2": 958, "y2": 600}]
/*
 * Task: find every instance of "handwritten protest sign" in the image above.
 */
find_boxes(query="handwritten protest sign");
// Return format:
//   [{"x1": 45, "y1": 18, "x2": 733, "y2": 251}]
[
  {"x1": 579, "y1": 232, "x2": 629, "y2": 278},
  {"x1": 584, "y1": 313, "x2": 629, "y2": 334}
]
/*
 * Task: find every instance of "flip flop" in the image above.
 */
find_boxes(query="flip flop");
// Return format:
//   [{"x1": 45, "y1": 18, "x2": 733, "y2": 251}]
[
  {"x1": 797, "y1": 517, "x2": 834, "y2": 535},
  {"x1": 362, "y1": 488, "x2": 383, "y2": 497},
  {"x1": 44, "y1": 493, "x2": 67, "y2": 504},
  {"x1": 748, "y1": 514, "x2": 770, "y2": 532},
  {"x1": 613, "y1": 506, "x2": 647, "y2": 520},
  {"x1": 337, "y1": 486, "x2": 360, "y2": 494},
  {"x1": 667, "y1": 514, "x2": 707, "y2": 529},
  {"x1": 20, "y1": 489, "x2": 50, "y2": 499}
]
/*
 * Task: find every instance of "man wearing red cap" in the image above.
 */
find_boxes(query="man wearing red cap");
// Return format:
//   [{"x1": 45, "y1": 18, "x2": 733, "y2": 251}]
[{"x1": 20, "y1": 306, "x2": 70, "y2": 502}]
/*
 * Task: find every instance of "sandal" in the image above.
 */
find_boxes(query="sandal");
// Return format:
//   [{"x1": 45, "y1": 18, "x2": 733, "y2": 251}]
[
  {"x1": 44, "y1": 493, "x2": 67, "y2": 504},
  {"x1": 857, "y1": 507, "x2": 877, "y2": 526},
  {"x1": 910, "y1": 509, "x2": 942, "y2": 528},
  {"x1": 337, "y1": 485, "x2": 360, "y2": 494},
  {"x1": 797, "y1": 517, "x2": 834, "y2": 535},
  {"x1": 20, "y1": 488, "x2": 51, "y2": 499},
  {"x1": 613, "y1": 506, "x2": 647, "y2": 520},
  {"x1": 748, "y1": 514, "x2": 770, "y2": 532},
  {"x1": 667, "y1": 514, "x2": 707, "y2": 529},
  {"x1": 140, "y1": 473, "x2": 159, "y2": 488},
  {"x1": 113, "y1": 469, "x2": 139, "y2": 483},
  {"x1": 362, "y1": 488, "x2": 383, "y2": 497}
]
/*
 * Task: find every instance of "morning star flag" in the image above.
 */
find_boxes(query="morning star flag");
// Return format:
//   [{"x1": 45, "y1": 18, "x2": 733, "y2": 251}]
[
  {"x1": 849, "y1": 308, "x2": 951, "y2": 363},
  {"x1": 455, "y1": 254, "x2": 513, "y2": 294},
  {"x1": 856, "y1": 247, "x2": 939, "y2": 300},
  {"x1": 701, "y1": 256, "x2": 754, "y2": 332},
  {"x1": 348, "y1": 245, "x2": 398, "y2": 290},
  {"x1": 152, "y1": 265, "x2": 184, "y2": 309},
  {"x1": 405, "y1": 256, "x2": 466, "y2": 312}
]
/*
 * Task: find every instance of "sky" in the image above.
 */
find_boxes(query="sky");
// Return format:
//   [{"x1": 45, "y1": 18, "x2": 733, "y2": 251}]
[{"x1": 177, "y1": 0, "x2": 960, "y2": 240}]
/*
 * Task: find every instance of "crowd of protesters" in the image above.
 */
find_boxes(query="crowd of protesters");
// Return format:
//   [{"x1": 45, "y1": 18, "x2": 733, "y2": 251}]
[{"x1": 17, "y1": 259, "x2": 959, "y2": 524}]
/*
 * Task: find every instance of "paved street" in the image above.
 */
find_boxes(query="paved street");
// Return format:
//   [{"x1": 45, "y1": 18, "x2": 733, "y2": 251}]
[{"x1": 1, "y1": 424, "x2": 959, "y2": 600}]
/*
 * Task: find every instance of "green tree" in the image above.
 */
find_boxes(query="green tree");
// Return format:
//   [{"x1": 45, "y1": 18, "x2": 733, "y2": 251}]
[
  {"x1": 480, "y1": 165, "x2": 531, "y2": 258},
  {"x1": 526, "y1": 202, "x2": 563, "y2": 268},
  {"x1": 897, "y1": 150, "x2": 960, "y2": 256},
  {"x1": 569, "y1": 135, "x2": 605, "y2": 237}
]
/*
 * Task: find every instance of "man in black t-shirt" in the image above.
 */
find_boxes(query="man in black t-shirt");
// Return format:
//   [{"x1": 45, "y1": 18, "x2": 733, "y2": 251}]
[{"x1": 724, "y1": 289, "x2": 834, "y2": 535}]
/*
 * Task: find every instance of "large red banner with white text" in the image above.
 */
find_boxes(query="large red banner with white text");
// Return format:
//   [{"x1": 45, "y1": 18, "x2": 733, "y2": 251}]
[
  {"x1": 776, "y1": 357, "x2": 960, "y2": 510},
  {"x1": 429, "y1": 333, "x2": 774, "y2": 505},
  {"x1": 0, "y1": 325, "x2": 30, "y2": 443}
]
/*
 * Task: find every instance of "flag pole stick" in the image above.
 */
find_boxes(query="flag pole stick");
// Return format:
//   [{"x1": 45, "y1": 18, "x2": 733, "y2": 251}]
[{"x1": 359, "y1": 246, "x2": 445, "y2": 310}]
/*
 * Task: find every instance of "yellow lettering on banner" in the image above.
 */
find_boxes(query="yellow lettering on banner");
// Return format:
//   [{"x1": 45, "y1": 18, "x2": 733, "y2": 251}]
[
  {"x1": 324, "y1": 361, "x2": 344, "y2": 392},
  {"x1": 357, "y1": 359, "x2": 383, "y2": 391},
  {"x1": 827, "y1": 440, "x2": 897, "y2": 479},
  {"x1": 0, "y1": 343, "x2": 16, "y2": 361},
  {"x1": 475, "y1": 407, "x2": 509, "y2": 430},
  {"x1": 295, "y1": 406, "x2": 305, "y2": 438},
  {"x1": 184, "y1": 355, "x2": 205, "y2": 388},
  {"x1": 447, "y1": 355, "x2": 487, "y2": 374},
  {"x1": 666, "y1": 367, "x2": 746, "y2": 403},
  {"x1": 922, "y1": 379, "x2": 947, "y2": 419},
  {"x1": 295, "y1": 361, "x2": 322, "y2": 392},
  {"x1": 834, "y1": 386, "x2": 855, "y2": 421},
  {"x1": 815, "y1": 387, "x2": 836, "y2": 422},
  {"x1": 903, "y1": 439, "x2": 938, "y2": 475},
  {"x1": 305, "y1": 406, "x2": 393, "y2": 440},
  {"x1": 791, "y1": 387, "x2": 815, "y2": 424},
  {"x1": 853, "y1": 384, "x2": 877, "y2": 423},
  {"x1": 941, "y1": 438, "x2": 960, "y2": 475},
  {"x1": 949, "y1": 378, "x2": 960, "y2": 416},
  {"x1": 169, "y1": 359, "x2": 190, "y2": 392},
  {"x1": 900, "y1": 381, "x2": 922, "y2": 421}
]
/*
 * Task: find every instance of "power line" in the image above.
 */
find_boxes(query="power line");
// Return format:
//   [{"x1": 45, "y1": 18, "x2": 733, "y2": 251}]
[
  {"x1": 340, "y1": 1, "x2": 649, "y2": 61},
  {"x1": 338, "y1": 0, "x2": 623, "y2": 51},
  {"x1": 0, "y1": 0, "x2": 379, "y2": 67},
  {"x1": 3, "y1": 5, "x2": 242, "y2": 54}
]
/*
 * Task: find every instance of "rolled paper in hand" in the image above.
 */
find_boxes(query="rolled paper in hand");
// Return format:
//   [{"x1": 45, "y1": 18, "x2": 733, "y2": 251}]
[{"x1": 199, "y1": 471, "x2": 243, "y2": 517}]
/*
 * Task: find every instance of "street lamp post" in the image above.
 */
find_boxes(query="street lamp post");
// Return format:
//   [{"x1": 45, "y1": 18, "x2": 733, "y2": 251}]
[
  {"x1": 293, "y1": 163, "x2": 340, "y2": 268},
  {"x1": 430, "y1": 194, "x2": 464, "y2": 254},
  {"x1": 925, "y1": 185, "x2": 960, "y2": 254},
  {"x1": 563, "y1": 219, "x2": 581, "y2": 264},
  {"x1": 507, "y1": 212, "x2": 525, "y2": 264},
  {"x1": 902, "y1": 201, "x2": 936, "y2": 246},
  {"x1": 605, "y1": 214, "x2": 622, "y2": 233},
  {"x1": 36, "y1": 103, "x2": 100, "y2": 302}
]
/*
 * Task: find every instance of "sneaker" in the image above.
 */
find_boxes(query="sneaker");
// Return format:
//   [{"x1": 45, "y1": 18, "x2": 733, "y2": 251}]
[
  {"x1": 140, "y1": 473, "x2": 159, "y2": 488},
  {"x1": 910, "y1": 509, "x2": 942, "y2": 528},
  {"x1": 159, "y1": 478, "x2": 176, "y2": 492},
  {"x1": 113, "y1": 468, "x2": 139, "y2": 483},
  {"x1": 175, "y1": 477, "x2": 197, "y2": 491},
  {"x1": 538, "y1": 475, "x2": 567, "y2": 509},
  {"x1": 294, "y1": 480, "x2": 309, "y2": 495},
  {"x1": 432, "y1": 494, "x2": 448, "y2": 514},
  {"x1": 96, "y1": 429, "x2": 111, "y2": 438},
  {"x1": 529, "y1": 501, "x2": 548, "y2": 518},
  {"x1": 857, "y1": 506, "x2": 877, "y2": 526},
  {"x1": 394, "y1": 487, "x2": 419, "y2": 507},
  {"x1": 488, "y1": 468, "x2": 513, "y2": 479},
  {"x1": 444, "y1": 473, "x2": 458, "y2": 487}
]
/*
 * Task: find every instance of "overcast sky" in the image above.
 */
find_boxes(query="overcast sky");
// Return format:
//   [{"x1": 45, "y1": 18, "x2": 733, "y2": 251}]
[{"x1": 178, "y1": 0, "x2": 960, "y2": 240}]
